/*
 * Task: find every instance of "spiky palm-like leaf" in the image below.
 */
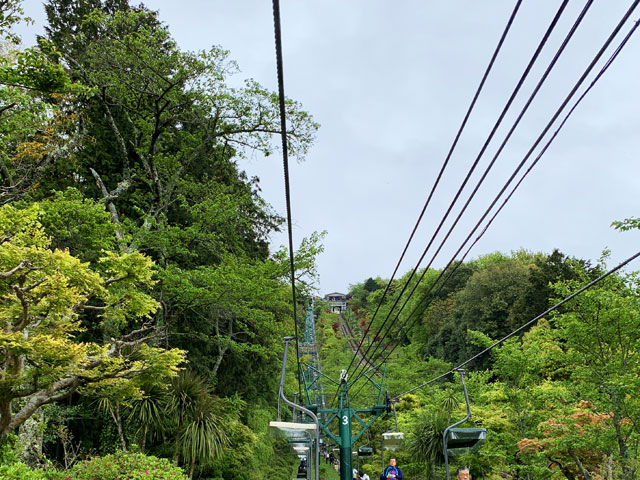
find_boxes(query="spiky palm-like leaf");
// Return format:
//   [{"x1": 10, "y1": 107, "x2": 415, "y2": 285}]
[
  {"x1": 408, "y1": 411, "x2": 449, "y2": 465},
  {"x1": 441, "y1": 392, "x2": 459, "y2": 414},
  {"x1": 168, "y1": 370, "x2": 209, "y2": 418},
  {"x1": 128, "y1": 382, "x2": 168, "y2": 451},
  {"x1": 179, "y1": 394, "x2": 230, "y2": 478}
]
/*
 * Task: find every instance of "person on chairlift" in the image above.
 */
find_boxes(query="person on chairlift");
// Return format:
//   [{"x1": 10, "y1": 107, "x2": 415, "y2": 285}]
[
  {"x1": 456, "y1": 466, "x2": 471, "y2": 480},
  {"x1": 380, "y1": 457, "x2": 403, "y2": 480}
]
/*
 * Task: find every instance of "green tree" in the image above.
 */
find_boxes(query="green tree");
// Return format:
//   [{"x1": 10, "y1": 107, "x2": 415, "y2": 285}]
[
  {"x1": 408, "y1": 410, "x2": 449, "y2": 478},
  {"x1": 0, "y1": 3, "x2": 86, "y2": 203},
  {"x1": 1, "y1": 1, "x2": 325, "y2": 472},
  {"x1": 552, "y1": 265, "x2": 640, "y2": 479},
  {"x1": 165, "y1": 371, "x2": 230, "y2": 479},
  {"x1": 36, "y1": 0, "x2": 320, "y2": 407},
  {"x1": 0, "y1": 201, "x2": 185, "y2": 443},
  {"x1": 127, "y1": 382, "x2": 167, "y2": 454},
  {"x1": 41, "y1": 3, "x2": 316, "y2": 254}
]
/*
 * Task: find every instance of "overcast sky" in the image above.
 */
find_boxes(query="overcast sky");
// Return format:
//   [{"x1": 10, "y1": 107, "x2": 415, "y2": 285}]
[{"x1": 16, "y1": 1, "x2": 640, "y2": 294}]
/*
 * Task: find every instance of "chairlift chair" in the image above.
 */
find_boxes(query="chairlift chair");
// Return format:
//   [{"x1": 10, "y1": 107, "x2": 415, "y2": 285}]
[
  {"x1": 443, "y1": 369, "x2": 486, "y2": 480},
  {"x1": 357, "y1": 446, "x2": 374, "y2": 457},
  {"x1": 381, "y1": 431, "x2": 404, "y2": 451},
  {"x1": 381, "y1": 394, "x2": 405, "y2": 467}
]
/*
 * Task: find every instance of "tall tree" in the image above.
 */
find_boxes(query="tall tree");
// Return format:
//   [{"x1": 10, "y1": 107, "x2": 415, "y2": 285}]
[
  {"x1": 0, "y1": 200, "x2": 185, "y2": 443},
  {"x1": 36, "y1": 0, "x2": 319, "y2": 403},
  {"x1": 552, "y1": 265, "x2": 640, "y2": 480}
]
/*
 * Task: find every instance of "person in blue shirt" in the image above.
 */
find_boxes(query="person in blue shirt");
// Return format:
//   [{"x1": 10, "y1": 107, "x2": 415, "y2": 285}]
[{"x1": 380, "y1": 457, "x2": 403, "y2": 480}]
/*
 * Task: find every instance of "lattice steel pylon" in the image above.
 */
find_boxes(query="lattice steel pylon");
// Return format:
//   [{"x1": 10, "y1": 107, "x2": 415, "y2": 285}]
[
  {"x1": 300, "y1": 305, "x2": 325, "y2": 409},
  {"x1": 296, "y1": 304, "x2": 389, "y2": 480}
]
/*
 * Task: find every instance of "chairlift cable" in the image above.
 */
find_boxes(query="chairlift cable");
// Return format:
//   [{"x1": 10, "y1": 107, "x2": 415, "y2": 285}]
[
  {"x1": 343, "y1": 0, "x2": 525, "y2": 378},
  {"x1": 351, "y1": 1, "x2": 640, "y2": 390},
  {"x1": 352, "y1": 0, "x2": 596, "y2": 378},
  {"x1": 391, "y1": 248, "x2": 640, "y2": 402},
  {"x1": 349, "y1": 0, "x2": 572, "y2": 382},
  {"x1": 272, "y1": 0, "x2": 302, "y2": 400},
  {"x1": 414, "y1": 12, "x2": 640, "y2": 336}
]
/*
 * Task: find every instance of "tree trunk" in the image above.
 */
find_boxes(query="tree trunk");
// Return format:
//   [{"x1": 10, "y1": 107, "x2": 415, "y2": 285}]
[
  {"x1": 209, "y1": 316, "x2": 232, "y2": 381},
  {"x1": 173, "y1": 411, "x2": 183, "y2": 464},
  {"x1": 19, "y1": 414, "x2": 44, "y2": 468},
  {"x1": 613, "y1": 412, "x2": 634, "y2": 480},
  {"x1": 0, "y1": 398, "x2": 13, "y2": 446},
  {"x1": 110, "y1": 404, "x2": 127, "y2": 452},
  {"x1": 141, "y1": 424, "x2": 147, "y2": 453},
  {"x1": 568, "y1": 448, "x2": 592, "y2": 480},
  {"x1": 189, "y1": 456, "x2": 196, "y2": 479},
  {"x1": 548, "y1": 457, "x2": 576, "y2": 480}
]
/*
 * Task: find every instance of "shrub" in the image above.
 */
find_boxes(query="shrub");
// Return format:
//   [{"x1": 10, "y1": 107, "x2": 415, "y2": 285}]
[
  {"x1": 70, "y1": 452, "x2": 188, "y2": 479},
  {"x1": 0, "y1": 462, "x2": 65, "y2": 480}
]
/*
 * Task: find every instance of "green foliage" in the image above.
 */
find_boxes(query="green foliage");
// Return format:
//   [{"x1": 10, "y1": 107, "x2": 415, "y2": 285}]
[
  {"x1": 178, "y1": 394, "x2": 229, "y2": 473},
  {"x1": 126, "y1": 382, "x2": 167, "y2": 452},
  {"x1": 36, "y1": 188, "x2": 117, "y2": 262},
  {"x1": 611, "y1": 216, "x2": 640, "y2": 231},
  {"x1": 316, "y1": 311, "x2": 352, "y2": 383},
  {"x1": 0, "y1": 8, "x2": 89, "y2": 204},
  {"x1": 346, "y1": 249, "x2": 640, "y2": 479},
  {"x1": 0, "y1": 199, "x2": 185, "y2": 441},
  {"x1": 0, "y1": 433, "x2": 22, "y2": 464},
  {"x1": 0, "y1": 0, "x2": 327, "y2": 476},
  {"x1": 255, "y1": 438, "x2": 297, "y2": 480},
  {"x1": 71, "y1": 452, "x2": 188, "y2": 479},
  {"x1": 0, "y1": 462, "x2": 65, "y2": 480},
  {"x1": 0, "y1": 0, "x2": 30, "y2": 44},
  {"x1": 408, "y1": 410, "x2": 449, "y2": 465}
]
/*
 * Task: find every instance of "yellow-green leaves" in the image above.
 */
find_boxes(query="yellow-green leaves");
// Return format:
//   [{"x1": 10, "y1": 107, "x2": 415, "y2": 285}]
[
  {"x1": 0, "y1": 199, "x2": 184, "y2": 439},
  {"x1": 97, "y1": 251, "x2": 159, "y2": 326}
]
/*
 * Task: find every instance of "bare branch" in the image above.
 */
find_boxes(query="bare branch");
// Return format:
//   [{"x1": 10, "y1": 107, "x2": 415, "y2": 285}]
[
  {"x1": 0, "y1": 260, "x2": 31, "y2": 279},
  {"x1": 89, "y1": 168, "x2": 125, "y2": 242},
  {"x1": 0, "y1": 102, "x2": 17, "y2": 116},
  {"x1": 103, "y1": 274, "x2": 130, "y2": 287},
  {"x1": 82, "y1": 305, "x2": 107, "y2": 311}
]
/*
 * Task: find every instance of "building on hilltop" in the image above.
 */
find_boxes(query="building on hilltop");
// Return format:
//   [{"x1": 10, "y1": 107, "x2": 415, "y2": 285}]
[{"x1": 324, "y1": 292, "x2": 347, "y2": 313}]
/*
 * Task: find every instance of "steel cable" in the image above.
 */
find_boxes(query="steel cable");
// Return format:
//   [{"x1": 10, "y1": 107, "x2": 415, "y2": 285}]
[
  {"x1": 391, "y1": 249, "x2": 640, "y2": 402},
  {"x1": 348, "y1": 0, "x2": 573, "y2": 383},
  {"x1": 272, "y1": 0, "x2": 302, "y2": 400},
  {"x1": 343, "y1": 0, "x2": 525, "y2": 377},
  {"x1": 350, "y1": 4, "x2": 640, "y2": 392}
]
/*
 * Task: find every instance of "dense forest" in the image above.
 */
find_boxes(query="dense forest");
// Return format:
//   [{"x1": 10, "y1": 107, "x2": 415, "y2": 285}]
[
  {"x1": 0, "y1": 0, "x2": 319, "y2": 478},
  {"x1": 2, "y1": 1, "x2": 640, "y2": 480},
  {"x1": 328, "y1": 246, "x2": 640, "y2": 480}
]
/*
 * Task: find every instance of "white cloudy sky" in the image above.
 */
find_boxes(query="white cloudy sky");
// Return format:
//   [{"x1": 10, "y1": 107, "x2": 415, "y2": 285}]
[{"x1": 16, "y1": 1, "x2": 640, "y2": 294}]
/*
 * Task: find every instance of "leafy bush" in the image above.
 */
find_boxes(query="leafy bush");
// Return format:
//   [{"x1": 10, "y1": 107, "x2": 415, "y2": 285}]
[
  {"x1": 70, "y1": 452, "x2": 188, "y2": 479},
  {"x1": 0, "y1": 433, "x2": 22, "y2": 465},
  {"x1": 0, "y1": 462, "x2": 65, "y2": 480}
]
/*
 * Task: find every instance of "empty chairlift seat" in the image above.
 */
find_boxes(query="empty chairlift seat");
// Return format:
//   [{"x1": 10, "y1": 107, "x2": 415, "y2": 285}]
[
  {"x1": 357, "y1": 446, "x2": 373, "y2": 457},
  {"x1": 382, "y1": 432, "x2": 404, "y2": 451},
  {"x1": 444, "y1": 427, "x2": 486, "y2": 455}
]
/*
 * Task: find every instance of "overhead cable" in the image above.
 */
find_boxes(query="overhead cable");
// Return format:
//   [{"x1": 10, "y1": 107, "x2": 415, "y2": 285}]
[
  {"x1": 353, "y1": 0, "x2": 596, "y2": 377},
  {"x1": 272, "y1": 0, "x2": 302, "y2": 399},
  {"x1": 342, "y1": 0, "x2": 525, "y2": 378},
  {"x1": 348, "y1": 0, "x2": 572, "y2": 382},
  {"x1": 418, "y1": 11, "x2": 640, "y2": 326},
  {"x1": 353, "y1": 5, "x2": 640, "y2": 389},
  {"x1": 390, "y1": 249, "x2": 640, "y2": 402}
]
